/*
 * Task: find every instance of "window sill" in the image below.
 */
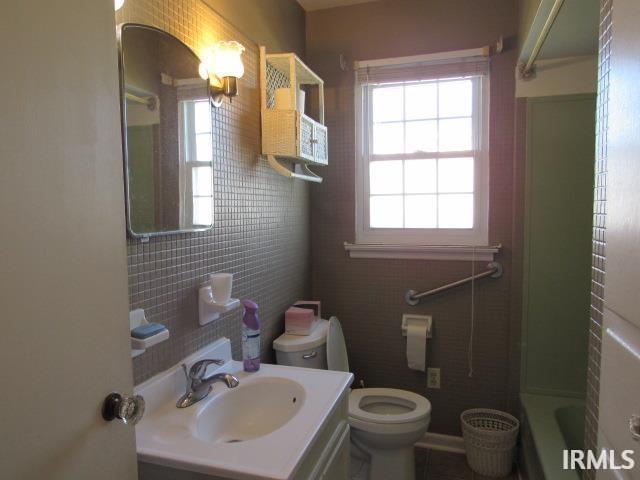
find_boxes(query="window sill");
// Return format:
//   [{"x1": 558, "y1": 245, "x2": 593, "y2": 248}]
[{"x1": 343, "y1": 242, "x2": 501, "y2": 261}]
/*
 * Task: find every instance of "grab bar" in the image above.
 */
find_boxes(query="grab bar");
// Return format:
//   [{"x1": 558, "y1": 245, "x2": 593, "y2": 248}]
[{"x1": 405, "y1": 261, "x2": 503, "y2": 306}]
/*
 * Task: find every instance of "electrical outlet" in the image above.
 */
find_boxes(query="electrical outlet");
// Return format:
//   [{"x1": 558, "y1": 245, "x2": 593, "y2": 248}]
[{"x1": 427, "y1": 368, "x2": 441, "y2": 389}]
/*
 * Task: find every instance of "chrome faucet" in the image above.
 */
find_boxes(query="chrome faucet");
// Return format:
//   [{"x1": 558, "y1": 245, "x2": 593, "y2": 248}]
[{"x1": 176, "y1": 359, "x2": 239, "y2": 408}]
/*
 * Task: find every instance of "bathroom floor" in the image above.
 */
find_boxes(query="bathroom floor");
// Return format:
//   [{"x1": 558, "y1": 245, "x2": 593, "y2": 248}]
[{"x1": 415, "y1": 448, "x2": 519, "y2": 479}]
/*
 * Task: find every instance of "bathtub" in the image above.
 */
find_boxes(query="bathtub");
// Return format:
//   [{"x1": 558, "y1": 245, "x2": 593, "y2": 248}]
[{"x1": 520, "y1": 393, "x2": 585, "y2": 480}]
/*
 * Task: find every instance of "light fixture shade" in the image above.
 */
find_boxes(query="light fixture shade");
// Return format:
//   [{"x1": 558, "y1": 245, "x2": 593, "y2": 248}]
[
  {"x1": 210, "y1": 41, "x2": 245, "y2": 79},
  {"x1": 114, "y1": 0, "x2": 125, "y2": 11},
  {"x1": 198, "y1": 63, "x2": 209, "y2": 81}
]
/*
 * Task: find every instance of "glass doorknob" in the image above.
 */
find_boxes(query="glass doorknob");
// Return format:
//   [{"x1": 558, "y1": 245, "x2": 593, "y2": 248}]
[{"x1": 102, "y1": 392, "x2": 145, "y2": 425}]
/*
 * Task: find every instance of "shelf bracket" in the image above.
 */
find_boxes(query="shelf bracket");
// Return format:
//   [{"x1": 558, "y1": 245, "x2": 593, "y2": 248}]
[{"x1": 267, "y1": 155, "x2": 323, "y2": 183}]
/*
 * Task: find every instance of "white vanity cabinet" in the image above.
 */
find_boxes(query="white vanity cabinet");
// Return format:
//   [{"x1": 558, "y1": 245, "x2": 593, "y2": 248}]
[{"x1": 291, "y1": 392, "x2": 350, "y2": 480}]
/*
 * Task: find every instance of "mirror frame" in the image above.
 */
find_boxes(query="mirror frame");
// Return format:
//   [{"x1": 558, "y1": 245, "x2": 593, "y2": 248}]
[{"x1": 116, "y1": 23, "x2": 214, "y2": 239}]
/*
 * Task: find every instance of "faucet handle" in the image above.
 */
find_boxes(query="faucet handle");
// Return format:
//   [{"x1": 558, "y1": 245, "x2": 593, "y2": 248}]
[{"x1": 188, "y1": 359, "x2": 225, "y2": 380}]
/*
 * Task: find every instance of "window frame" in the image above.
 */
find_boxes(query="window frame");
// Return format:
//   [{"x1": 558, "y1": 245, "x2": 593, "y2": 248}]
[{"x1": 355, "y1": 72, "x2": 490, "y2": 247}]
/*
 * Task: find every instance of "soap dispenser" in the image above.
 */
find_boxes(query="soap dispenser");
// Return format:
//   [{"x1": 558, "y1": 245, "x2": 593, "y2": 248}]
[{"x1": 242, "y1": 300, "x2": 261, "y2": 372}]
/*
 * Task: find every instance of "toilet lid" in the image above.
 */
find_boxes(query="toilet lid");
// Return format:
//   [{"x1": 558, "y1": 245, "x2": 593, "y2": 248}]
[
  {"x1": 349, "y1": 388, "x2": 431, "y2": 425},
  {"x1": 326, "y1": 316, "x2": 349, "y2": 372}
]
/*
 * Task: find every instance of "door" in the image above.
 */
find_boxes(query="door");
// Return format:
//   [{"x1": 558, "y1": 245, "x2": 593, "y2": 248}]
[
  {"x1": 313, "y1": 123, "x2": 328, "y2": 165},
  {"x1": 596, "y1": 0, "x2": 640, "y2": 478},
  {"x1": 298, "y1": 114, "x2": 315, "y2": 161},
  {"x1": 0, "y1": 1, "x2": 137, "y2": 479}
]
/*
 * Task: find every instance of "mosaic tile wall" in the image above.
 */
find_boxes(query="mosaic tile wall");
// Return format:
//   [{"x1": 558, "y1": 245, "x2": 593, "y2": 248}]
[
  {"x1": 115, "y1": 0, "x2": 310, "y2": 384},
  {"x1": 584, "y1": 0, "x2": 612, "y2": 474},
  {"x1": 306, "y1": 0, "x2": 521, "y2": 435}
]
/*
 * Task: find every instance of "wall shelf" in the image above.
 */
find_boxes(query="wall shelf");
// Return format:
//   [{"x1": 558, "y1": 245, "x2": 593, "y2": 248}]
[
  {"x1": 259, "y1": 46, "x2": 328, "y2": 182},
  {"x1": 198, "y1": 284, "x2": 240, "y2": 326},
  {"x1": 130, "y1": 308, "x2": 169, "y2": 357}
]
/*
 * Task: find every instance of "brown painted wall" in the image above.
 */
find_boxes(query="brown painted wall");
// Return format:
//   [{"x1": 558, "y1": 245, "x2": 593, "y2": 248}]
[
  {"x1": 306, "y1": 0, "x2": 520, "y2": 435},
  {"x1": 202, "y1": 0, "x2": 305, "y2": 57},
  {"x1": 116, "y1": 0, "x2": 310, "y2": 384}
]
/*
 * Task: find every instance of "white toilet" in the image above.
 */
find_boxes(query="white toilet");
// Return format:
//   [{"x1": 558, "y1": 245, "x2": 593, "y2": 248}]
[{"x1": 273, "y1": 317, "x2": 431, "y2": 480}]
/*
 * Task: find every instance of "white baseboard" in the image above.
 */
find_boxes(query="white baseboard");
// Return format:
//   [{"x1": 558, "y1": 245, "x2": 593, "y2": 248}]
[
  {"x1": 415, "y1": 432, "x2": 523, "y2": 477},
  {"x1": 415, "y1": 432, "x2": 466, "y2": 454}
]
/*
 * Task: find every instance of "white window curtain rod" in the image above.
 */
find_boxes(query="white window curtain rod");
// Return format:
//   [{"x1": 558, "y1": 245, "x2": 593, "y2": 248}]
[{"x1": 353, "y1": 46, "x2": 490, "y2": 70}]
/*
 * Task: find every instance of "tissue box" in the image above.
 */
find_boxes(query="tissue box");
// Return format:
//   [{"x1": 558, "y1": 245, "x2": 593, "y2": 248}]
[
  {"x1": 293, "y1": 300, "x2": 321, "y2": 320},
  {"x1": 285, "y1": 306, "x2": 317, "y2": 336}
]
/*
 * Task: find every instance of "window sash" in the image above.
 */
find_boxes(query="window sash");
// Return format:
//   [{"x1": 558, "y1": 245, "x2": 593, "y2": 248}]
[
  {"x1": 365, "y1": 78, "x2": 481, "y2": 160},
  {"x1": 355, "y1": 74, "x2": 489, "y2": 246}
]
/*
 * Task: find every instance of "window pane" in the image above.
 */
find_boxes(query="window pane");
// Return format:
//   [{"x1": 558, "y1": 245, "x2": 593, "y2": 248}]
[
  {"x1": 194, "y1": 100, "x2": 212, "y2": 133},
  {"x1": 372, "y1": 85, "x2": 403, "y2": 122},
  {"x1": 193, "y1": 197, "x2": 213, "y2": 226},
  {"x1": 405, "y1": 195, "x2": 437, "y2": 228},
  {"x1": 196, "y1": 133, "x2": 213, "y2": 162},
  {"x1": 373, "y1": 123, "x2": 403, "y2": 154},
  {"x1": 405, "y1": 82, "x2": 437, "y2": 120},
  {"x1": 405, "y1": 120, "x2": 437, "y2": 153},
  {"x1": 439, "y1": 79, "x2": 472, "y2": 117},
  {"x1": 438, "y1": 194, "x2": 473, "y2": 228},
  {"x1": 439, "y1": 118, "x2": 472, "y2": 152},
  {"x1": 192, "y1": 166, "x2": 213, "y2": 196},
  {"x1": 405, "y1": 159, "x2": 437, "y2": 193},
  {"x1": 370, "y1": 160, "x2": 403, "y2": 194},
  {"x1": 370, "y1": 195, "x2": 403, "y2": 228},
  {"x1": 438, "y1": 157, "x2": 474, "y2": 193}
]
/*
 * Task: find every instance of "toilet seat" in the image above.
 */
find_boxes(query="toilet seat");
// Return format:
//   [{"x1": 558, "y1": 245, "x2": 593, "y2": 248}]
[{"x1": 349, "y1": 387, "x2": 431, "y2": 425}]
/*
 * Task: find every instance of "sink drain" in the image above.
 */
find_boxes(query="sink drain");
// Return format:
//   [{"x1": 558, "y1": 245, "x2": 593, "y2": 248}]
[{"x1": 225, "y1": 438, "x2": 243, "y2": 443}]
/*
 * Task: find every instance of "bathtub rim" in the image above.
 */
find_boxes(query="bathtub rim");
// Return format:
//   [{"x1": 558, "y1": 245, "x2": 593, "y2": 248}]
[{"x1": 520, "y1": 393, "x2": 585, "y2": 480}]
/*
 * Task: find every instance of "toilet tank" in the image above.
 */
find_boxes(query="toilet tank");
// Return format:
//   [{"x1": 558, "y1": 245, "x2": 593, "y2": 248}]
[{"x1": 273, "y1": 319, "x2": 328, "y2": 369}]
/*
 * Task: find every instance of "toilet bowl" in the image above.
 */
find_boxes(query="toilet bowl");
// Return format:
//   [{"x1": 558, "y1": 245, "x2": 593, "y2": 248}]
[
  {"x1": 349, "y1": 387, "x2": 431, "y2": 480},
  {"x1": 273, "y1": 317, "x2": 431, "y2": 480}
]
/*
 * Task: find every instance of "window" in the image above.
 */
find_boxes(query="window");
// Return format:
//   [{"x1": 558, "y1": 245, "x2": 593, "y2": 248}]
[
  {"x1": 179, "y1": 97, "x2": 214, "y2": 228},
  {"x1": 355, "y1": 52, "x2": 489, "y2": 248},
  {"x1": 185, "y1": 99, "x2": 214, "y2": 227}
]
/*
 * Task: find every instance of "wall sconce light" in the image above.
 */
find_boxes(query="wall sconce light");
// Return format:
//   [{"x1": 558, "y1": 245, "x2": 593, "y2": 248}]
[{"x1": 200, "y1": 41, "x2": 245, "y2": 107}]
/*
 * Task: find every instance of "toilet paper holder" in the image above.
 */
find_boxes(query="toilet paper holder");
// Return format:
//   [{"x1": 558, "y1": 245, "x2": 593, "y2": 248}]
[{"x1": 401, "y1": 314, "x2": 433, "y2": 338}]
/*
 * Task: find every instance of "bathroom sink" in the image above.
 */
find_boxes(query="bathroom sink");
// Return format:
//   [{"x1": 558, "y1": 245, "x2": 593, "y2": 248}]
[
  {"x1": 134, "y1": 338, "x2": 352, "y2": 480},
  {"x1": 195, "y1": 377, "x2": 305, "y2": 443}
]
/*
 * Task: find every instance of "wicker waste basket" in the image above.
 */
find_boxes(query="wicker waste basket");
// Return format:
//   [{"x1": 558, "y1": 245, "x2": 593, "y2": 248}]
[{"x1": 461, "y1": 409, "x2": 520, "y2": 478}]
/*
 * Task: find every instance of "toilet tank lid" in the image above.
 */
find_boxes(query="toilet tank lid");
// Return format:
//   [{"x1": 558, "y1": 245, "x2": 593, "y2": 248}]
[{"x1": 273, "y1": 319, "x2": 329, "y2": 353}]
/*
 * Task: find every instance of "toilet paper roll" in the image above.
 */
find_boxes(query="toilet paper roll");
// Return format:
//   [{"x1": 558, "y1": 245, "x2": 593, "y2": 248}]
[
  {"x1": 406, "y1": 320, "x2": 427, "y2": 371},
  {"x1": 297, "y1": 89, "x2": 306, "y2": 114}
]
